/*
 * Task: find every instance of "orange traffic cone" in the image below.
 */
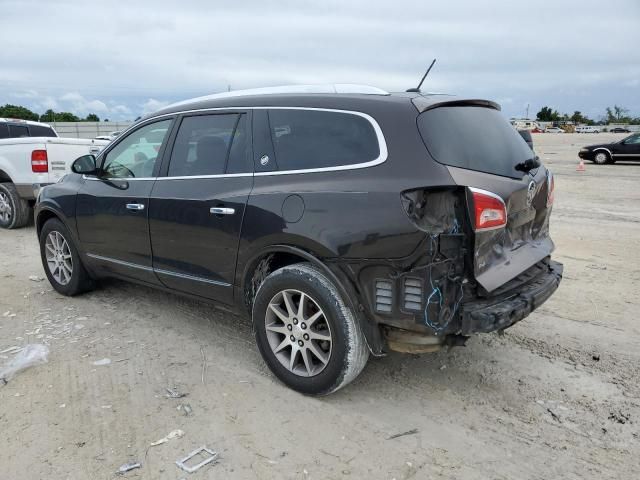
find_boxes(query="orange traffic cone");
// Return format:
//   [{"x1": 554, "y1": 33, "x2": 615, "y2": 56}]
[{"x1": 576, "y1": 159, "x2": 586, "y2": 172}]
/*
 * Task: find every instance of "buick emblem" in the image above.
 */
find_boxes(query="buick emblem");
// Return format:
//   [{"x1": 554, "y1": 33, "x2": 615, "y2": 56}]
[{"x1": 526, "y1": 181, "x2": 536, "y2": 206}]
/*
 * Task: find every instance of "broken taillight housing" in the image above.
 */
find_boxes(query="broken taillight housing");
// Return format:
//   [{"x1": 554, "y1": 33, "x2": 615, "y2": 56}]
[
  {"x1": 469, "y1": 187, "x2": 507, "y2": 231},
  {"x1": 31, "y1": 149, "x2": 48, "y2": 173},
  {"x1": 546, "y1": 170, "x2": 555, "y2": 207}
]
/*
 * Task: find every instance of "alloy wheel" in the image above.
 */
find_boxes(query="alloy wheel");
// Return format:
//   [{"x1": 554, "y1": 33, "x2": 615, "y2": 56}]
[
  {"x1": 45, "y1": 231, "x2": 73, "y2": 285},
  {"x1": 0, "y1": 192, "x2": 11, "y2": 223},
  {"x1": 264, "y1": 289, "x2": 333, "y2": 377}
]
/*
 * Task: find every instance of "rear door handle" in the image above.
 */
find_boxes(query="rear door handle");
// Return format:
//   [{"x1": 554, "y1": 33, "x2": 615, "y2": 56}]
[
  {"x1": 210, "y1": 207, "x2": 235, "y2": 215},
  {"x1": 126, "y1": 203, "x2": 145, "y2": 211}
]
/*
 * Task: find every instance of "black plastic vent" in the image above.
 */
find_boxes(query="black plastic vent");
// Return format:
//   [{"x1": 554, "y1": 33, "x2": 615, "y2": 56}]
[
  {"x1": 375, "y1": 279, "x2": 393, "y2": 313},
  {"x1": 403, "y1": 278, "x2": 423, "y2": 311}
]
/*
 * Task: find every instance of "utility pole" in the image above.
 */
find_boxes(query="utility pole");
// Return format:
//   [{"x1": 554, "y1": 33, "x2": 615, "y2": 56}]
[{"x1": 525, "y1": 103, "x2": 530, "y2": 119}]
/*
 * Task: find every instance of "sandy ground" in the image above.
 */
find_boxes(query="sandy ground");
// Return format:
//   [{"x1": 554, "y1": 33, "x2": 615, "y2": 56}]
[{"x1": 1, "y1": 133, "x2": 639, "y2": 479}]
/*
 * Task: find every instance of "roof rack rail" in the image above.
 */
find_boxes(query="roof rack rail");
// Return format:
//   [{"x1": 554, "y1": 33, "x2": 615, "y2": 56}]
[{"x1": 166, "y1": 84, "x2": 389, "y2": 109}]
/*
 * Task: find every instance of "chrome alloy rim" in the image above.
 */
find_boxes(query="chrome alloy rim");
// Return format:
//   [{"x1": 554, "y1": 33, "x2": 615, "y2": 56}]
[
  {"x1": 264, "y1": 289, "x2": 332, "y2": 377},
  {"x1": 0, "y1": 192, "x2": 11, "y2": 223},
  {"x1": 45, "y1": 231, "x2": 73, "y2": 285}
]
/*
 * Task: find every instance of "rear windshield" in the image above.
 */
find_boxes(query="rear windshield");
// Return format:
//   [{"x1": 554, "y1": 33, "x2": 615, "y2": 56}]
[
  {"x1": 29, "y1": 125, "x2": 57, "y2": 137},
  {"x1": 417, "y1": 106, "x2": 533, "y2": 178}
]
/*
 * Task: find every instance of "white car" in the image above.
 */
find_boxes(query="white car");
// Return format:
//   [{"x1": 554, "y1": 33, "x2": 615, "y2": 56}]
[
  {"x1": 545, "y1": 127, "x2": 564, "y2": 133},
  {"x1": 94, "y1": 131, "x2": 122, "y2": 141},
  {"x1": 0, "y1": 136, "x2": 109, "y2": 228},
  {"x1": 575, "y1": 126, "x2": 600, "y2": 134}
]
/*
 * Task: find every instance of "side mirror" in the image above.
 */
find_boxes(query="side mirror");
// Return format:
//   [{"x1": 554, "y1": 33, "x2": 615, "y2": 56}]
[{"x1": 71, "y1": 155, "x2": 97, "y2": 175}]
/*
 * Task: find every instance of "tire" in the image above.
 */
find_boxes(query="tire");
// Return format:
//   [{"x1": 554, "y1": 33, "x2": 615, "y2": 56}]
[
  {"x1": 39, "y1": 218, "x2": 95, "y2": 296},
  {"x1": 593, "y1": 151, "x2": 610, "y2": 165},
  {"x1": 252, "y1": 263, "x2": 369, "y2": 395},
  {"x1": 0, "y1": 183, "x2": 31, "y2": 229}
]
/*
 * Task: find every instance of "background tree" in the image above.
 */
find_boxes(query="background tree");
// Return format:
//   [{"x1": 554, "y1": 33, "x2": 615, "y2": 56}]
[
  {"x1": 85, "y1": 113, "x2": 100, "y2": 122},
  {"x1": 536, "y1": 106, "x2": 561, "y2": 122},
  {"x1": 0, "y1": 104, "x2": 40, "y2": 121}
]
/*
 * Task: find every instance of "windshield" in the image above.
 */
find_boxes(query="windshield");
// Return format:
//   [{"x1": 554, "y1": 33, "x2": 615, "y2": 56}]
[{"x1": 417, "y1": 106, "x2": 532, "y2": 178}]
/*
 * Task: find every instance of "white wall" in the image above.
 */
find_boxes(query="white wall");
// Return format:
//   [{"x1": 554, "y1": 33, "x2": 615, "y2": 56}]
[{"x1": 50, "y1": 121, "x2": 133, "y2": 139}]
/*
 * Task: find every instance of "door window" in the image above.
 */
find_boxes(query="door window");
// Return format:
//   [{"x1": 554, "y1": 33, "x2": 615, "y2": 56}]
[
  {"x1": 167, "y1": 113, "x2": 250, "y2": 177},
  {"x1": 623, "y1": 134, "x2": 640, "y2": 145},
  {"x1": 101, "y1": 120, "x2": 172, "y2": 178},
  {"x1": 8, "y1": 125, "x2": 29, "y2": 137},
  {"x1": 267, "y1": 109, "x2": 380, "y2": 171}
]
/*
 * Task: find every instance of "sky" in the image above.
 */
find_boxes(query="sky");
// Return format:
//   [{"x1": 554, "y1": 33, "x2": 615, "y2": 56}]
[{"x1": 1, "y1": 0, "x2": 639, "y2": 121}]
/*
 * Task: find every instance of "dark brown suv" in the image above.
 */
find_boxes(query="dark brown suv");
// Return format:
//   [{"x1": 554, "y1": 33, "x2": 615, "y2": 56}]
[{"x1": 35, "y1": 85, "x2": 562, "y2": 394}]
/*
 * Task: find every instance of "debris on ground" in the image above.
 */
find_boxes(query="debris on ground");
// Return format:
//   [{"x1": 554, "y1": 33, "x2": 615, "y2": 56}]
[
  {"x1": 166, "y1": 387, "x2": 188, "y2": 399},
  {"x1": 0, "y1": 344, "x2": 49, "y2": 385},
  {"x1": 28, "y1": 275, "x2": 44, "y2": 282},
  {"x1": 92, "y1": 358, "x2": 111, "y2": 366},
  {"x1": 150, "y1": 429, "x2": 185, "y2": 447},
  {"x1": 547, "y1": 407, "x2": 562, "y2": 422},
  {"x1": 117, "y1": 461, "x2": 141, "y2": 474},
  {"x1": 176, "y1": 446, "x2": 219, "y2": 473},
  {"x1": 387, "y1": 428, "x2": 419, "y2": 440},
  {"x1": 609, "y1": 411, "x2": 630, "y2": 425},
  {"x1": 177, "y1": 404, "x2": 193, "y2": 416},
  {"x1": 592, "y1": 354, "x2": 600, "y2": 361}
]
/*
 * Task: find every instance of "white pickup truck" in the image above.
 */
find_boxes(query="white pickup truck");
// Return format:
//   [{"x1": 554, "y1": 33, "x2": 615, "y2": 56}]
[{"x1": 0, "y1": 119, "x2": 109, "y2": 229}]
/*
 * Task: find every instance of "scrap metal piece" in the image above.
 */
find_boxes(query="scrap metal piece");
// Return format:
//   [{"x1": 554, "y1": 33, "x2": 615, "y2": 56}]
[
  {"x1": 387, "y1": 428, "x2": 419, "y2": 440},
  {"x1": 165, "y1": 387, "x2": 188, "y2": 399},
  {"x1": 117, "y1": 462, "x2": 141, "y2": 474},
  {"x1": 175, "y1": 446, "x2": 218, "y2": 473}
]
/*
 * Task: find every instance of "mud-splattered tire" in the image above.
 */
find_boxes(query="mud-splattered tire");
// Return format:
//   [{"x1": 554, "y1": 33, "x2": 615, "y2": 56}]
[
  {"x1": 0, "y1": 183, "x2": 31, "y2": 229},
  {"x1": 252, "y1": 263, "x2": 369, "y2": 395},
  {"x1": 593, "y1": 151, "x2": 610, "y2": 165},
  {"x1": 39, "y1": 218, "x2": 95, "y2": 296}
]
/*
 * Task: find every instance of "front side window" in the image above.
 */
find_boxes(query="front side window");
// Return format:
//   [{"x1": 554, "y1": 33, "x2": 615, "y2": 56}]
[
  {"x1": 624, "y1": 134, "x2": 640, "y2": 145},
  {"x1": 268, "y1": 109, "x2": 380, "y2": 171},
  {"x1": 101, "y1": 120, "x2": 172, "y2": 178},
  {"x1": 29, "y1": 125, "x2": 57, "y2": 137},
  {"x1": 168, "y1": 113, "x2": 250, "y2": 177}
]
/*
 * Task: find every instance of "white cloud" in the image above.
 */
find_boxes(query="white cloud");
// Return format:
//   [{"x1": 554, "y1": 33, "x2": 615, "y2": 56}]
[{"x1": 141, "y1": 98, "x2": 170, "y2": 115}]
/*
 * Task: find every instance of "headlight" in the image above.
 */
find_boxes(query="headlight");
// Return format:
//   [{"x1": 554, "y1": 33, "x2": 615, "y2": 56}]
[{"x1": 579, "y1": 148, "x2": 589, "y2": 153}]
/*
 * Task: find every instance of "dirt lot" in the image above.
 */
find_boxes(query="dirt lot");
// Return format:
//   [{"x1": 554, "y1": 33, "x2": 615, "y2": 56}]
[{"x1": 1, "y1": 133, "x2": 639, "y2": 479}]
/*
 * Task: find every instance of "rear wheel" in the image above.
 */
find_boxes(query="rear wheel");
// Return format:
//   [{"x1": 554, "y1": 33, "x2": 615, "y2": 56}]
[
  {"x1": 252, "y1": 263, "x2": 369, "y2": 395},
  {"x1": 39, "y1": 218, "x2": 94, "y2": 296},
  {"x1": 593, "y1": 151, "x2": 610, "y2": 165},
  {"x1": 0, "y1": 183, "x2": 30, "y2": 229}
]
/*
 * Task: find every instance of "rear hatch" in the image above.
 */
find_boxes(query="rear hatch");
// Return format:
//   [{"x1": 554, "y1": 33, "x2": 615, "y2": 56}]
[{"x1": 415, "y1": 101, "x2": 555, "y2": 294}]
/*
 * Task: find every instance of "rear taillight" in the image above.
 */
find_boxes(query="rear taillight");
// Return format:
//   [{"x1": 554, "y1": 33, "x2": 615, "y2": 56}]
[
  {"x1": 546, "y1": 170, "x2": 555, "y2": 207},
  {"x1": 31, "y1": 149, "x2": 48, "y2": 173},
  {"x1": 469, "y1": 187, "x2": 507, "y2": 231}
]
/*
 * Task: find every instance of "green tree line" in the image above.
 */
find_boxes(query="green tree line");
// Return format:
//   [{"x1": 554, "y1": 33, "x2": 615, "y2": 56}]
[
  {"x1": 0, "y1": 104, "x2": 103, "y2": 122},
  {"x1": 536, "y1": 105, "x2": 640, "y2": 125}
]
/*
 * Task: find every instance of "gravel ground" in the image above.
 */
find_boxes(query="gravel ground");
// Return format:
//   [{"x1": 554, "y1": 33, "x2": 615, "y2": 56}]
[{"x1": 1, "y1": 133, "x2": 639, "y2": 479}]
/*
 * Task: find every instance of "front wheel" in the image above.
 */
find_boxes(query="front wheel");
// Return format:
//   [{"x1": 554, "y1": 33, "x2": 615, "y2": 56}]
[
  {"x1": 593, "y1": 151, "x2": 610, "y2": 165},
  {"x1": 0, "y1": 183, "x2": 31, "y2": 229},
  {"x1": 39, "y1": 218, "x2": 95, "y2": 296},
  {"x1": 252, "y1": 263, "x2": 369, "y2": 395}
]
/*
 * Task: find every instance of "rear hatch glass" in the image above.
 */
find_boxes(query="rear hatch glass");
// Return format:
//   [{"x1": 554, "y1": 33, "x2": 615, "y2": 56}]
[{"x1": 417, "y1": 106, "x2": 533, "y2": 179}]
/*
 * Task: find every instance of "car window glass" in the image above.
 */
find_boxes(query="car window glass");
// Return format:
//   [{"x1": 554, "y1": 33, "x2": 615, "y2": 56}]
[
  {"x1": 102, "y1": 120, "x2": 171, "y2": 178},
  {"x1": 268, "y1": 109, "x2": 380, "y2": 171},
  {"x1": 29, "y1": 125, "x2": 57, "y2": 137},
  {"x1": 168, "y1": 113, "x2": 249, "y2": 176},
  {"x1": 0, "y1": 124, "x2": 8, "y2": 139},
  {"x1": 8, "y1": 125, "x2": 29, "y2": 137},
  {"x1": 624, "y1": 134, "x2": 640, "y2": 145}
]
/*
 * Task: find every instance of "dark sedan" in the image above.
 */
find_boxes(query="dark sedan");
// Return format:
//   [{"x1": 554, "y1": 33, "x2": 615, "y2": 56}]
[
  {"x1": 578, "y1": 133, "x2": 640, "y2": 164},
  {"x1": 609, "y1": 127, "x2": 631, "y2": 133}
]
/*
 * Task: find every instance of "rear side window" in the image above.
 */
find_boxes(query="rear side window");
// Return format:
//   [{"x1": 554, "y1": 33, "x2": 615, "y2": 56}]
[
  {"x1": 29, "y1": 125, "x2": 57, "y2": 137},
  {"x1": 418, "y1": 106, "x2": 533, "y2": 178},
  {"x1": 268, "y1": 109, "x2": 380, "y2": 171},
  {"x1": 0, "y1": 124, "x2": 8, "y2": 139},
  {"x1": 8, "y1": 124, "x2": 29, "y2": 137},
  {"x1": 168, "y1": 113, "x2": 250, "y2": 177}
]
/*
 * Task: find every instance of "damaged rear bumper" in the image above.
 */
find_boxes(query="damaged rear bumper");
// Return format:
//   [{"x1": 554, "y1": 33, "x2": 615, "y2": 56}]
[{"x1": 460, "y1": 259, "x2": 563, "y2": 334}]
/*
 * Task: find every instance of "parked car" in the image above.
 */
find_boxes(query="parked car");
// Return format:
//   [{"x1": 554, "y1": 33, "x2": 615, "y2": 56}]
[
  {"x1": 575, "y1": 125, "x2": 600, "y2": 133},
  {"x1": 545, "y1": 127, "x2": 564, "y2": 133},
  {"x1": 35, "y1": 84, "x2": 563, "y2": 395},
  {"x1": 0, "y1": 136, "x2": 108, "y2": 228},
  {"x1": 609, "y1": 127, "x2": 631, "y2": 133},
  {"x1": 95, "y1": 131, "x2": 122, "y2": 141},
  {"x1": 1, "y1": 118, "x2": 57, "y2": 139},
  {"x1": 578, "y1": 132, "x2": 640, "y2": 164}
]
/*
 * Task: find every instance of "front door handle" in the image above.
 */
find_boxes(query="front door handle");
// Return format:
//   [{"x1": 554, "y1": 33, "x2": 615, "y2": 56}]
[
  {"x1": 210, "y1": 207, "x2": 235, "y2": 215},
  {"x1": 126, "y1": 203, "x2": 145, "y2": 211}
]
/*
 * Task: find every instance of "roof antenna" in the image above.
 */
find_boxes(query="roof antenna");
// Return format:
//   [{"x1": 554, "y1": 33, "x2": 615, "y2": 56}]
[{"x1": 406, "y1": 59, "x2": 436, "y2": 93}]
